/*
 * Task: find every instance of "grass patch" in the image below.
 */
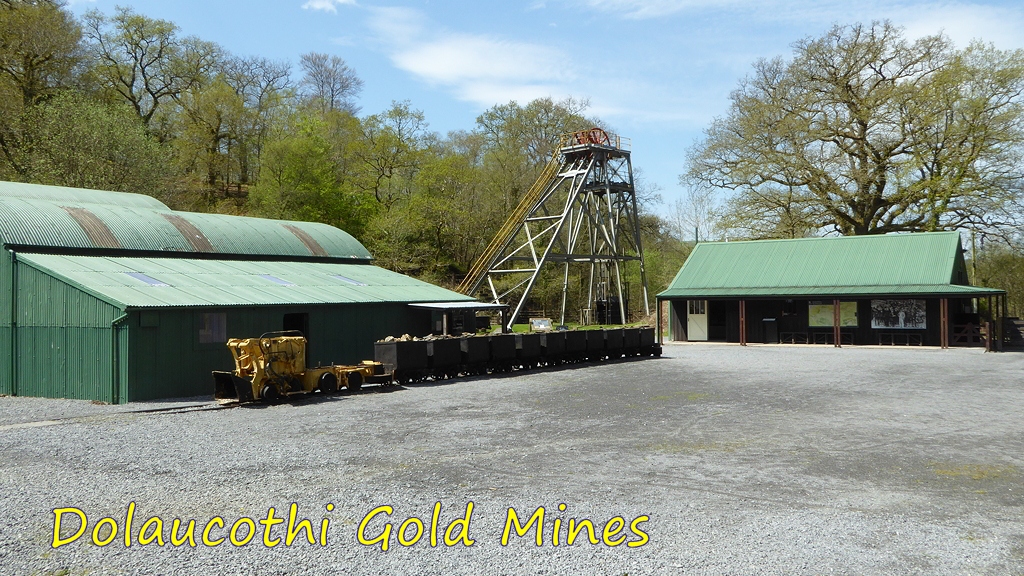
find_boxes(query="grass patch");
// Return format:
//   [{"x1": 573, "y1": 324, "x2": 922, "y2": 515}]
[{"x1": 931, "y1": 463, "x2": 1018, "y2": 480}]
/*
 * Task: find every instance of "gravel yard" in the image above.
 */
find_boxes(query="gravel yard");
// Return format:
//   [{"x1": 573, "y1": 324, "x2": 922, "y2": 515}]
[{"x1": 1, "y1": 344, "x2": 1022, "y2": 575}]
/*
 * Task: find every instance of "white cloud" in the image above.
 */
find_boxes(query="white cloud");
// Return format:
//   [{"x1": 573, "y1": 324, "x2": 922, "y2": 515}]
[
  {"x1": 367, "y1": 8, "x2": 576, "y2": 107},
  {"x1": 568, "y1": 0, "x2": 747, "y2": 19},
  {"x1": 560, "y1": 0, "x2": 1024, "y2": 43},
  {"x1": 366, "y1": 7, "x2": 427, "y2": 44},
  {"x1": 392, "y1": 35, "x2": 568, "y2": 86},
  {"x1": 896, "y1": 4, "x2": 1024, "y2": 49},
  {"x1": 302, "y1": 0, "x2": 357, "y2": 14}
]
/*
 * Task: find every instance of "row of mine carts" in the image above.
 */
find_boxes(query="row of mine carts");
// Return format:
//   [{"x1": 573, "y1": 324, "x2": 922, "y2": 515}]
[{"x1": 375, "y1": 327, "x2": 661, "y2": 384}]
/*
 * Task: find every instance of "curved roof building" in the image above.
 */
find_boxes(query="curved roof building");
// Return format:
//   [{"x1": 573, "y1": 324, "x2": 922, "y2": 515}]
[{"x1": 0, "y1": 181, "x2": 469, "y2": 403}]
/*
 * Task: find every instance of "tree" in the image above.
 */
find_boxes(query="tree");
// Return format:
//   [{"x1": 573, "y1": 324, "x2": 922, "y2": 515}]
[
  {"x1": 84, "y1": 6, "x2": 219, "y2": 129},
  {"x1": 0, "y1": 0, "x2": 82, "y2": 178},
  {"x1": 249, "y1": 106, "x2": 373, "y2": 237},
  {"x1": 475, "y1": 97, "x2": 594, "y2": 213},
  {"x1": 973, "y1": 240, "x2": 1024, "y2": 317},
  {"x1": 221, "y1": 56, "x2": 291, "y2": 185},
  {"x1": 354, "y1": 100, "x2": 428, "y2": 210},
  {"x1": 671, "y1": 180, "x2": 722, "y2": 242},
  {"x1": 173, "y1": 78, "x2": 246, "y2": 192},
  {"x1": 0, "y1": 0, "x2": 81, "y2": 106},
  {"x1": 299, "y1": 51, "x2": 362, "y2": 114},
  {"x1": 687, "y1": 22, "x2": 1024, "y2": 237},
  {"x1": 20, "y1": 91, "x2": 170, "y2": 195}
]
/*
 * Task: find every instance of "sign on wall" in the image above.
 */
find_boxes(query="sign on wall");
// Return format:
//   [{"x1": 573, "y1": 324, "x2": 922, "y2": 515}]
[
  {"x1": 808, "y1": 301, "x2": 858, "y2": 327},
  {"x1": 871, "y1": 299, "x2": 927, "y2": 329}
]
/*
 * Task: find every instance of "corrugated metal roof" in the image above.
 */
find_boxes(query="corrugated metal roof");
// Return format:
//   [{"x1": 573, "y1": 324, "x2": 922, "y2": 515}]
[
  {"x1": 17, "y1": 254, "x2": 473, "y2": 309},
  {"x1": 0, "y1": 181, "x2": 168, "y2": 209},
  {"x1": 0, "y1": 198, "x2": 197, "y2": 251},
  {"x1": 171, "y1": 212, "x2": 370, "y2": 260},
  {"x1": 658, "y1": 232, "x2": 1004, "y2": 298},
  {"x1": 0, "y1": 182, "x2": 372, "y2": 261}
]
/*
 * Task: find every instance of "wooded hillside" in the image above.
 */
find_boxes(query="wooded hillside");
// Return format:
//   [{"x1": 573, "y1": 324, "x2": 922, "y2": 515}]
[{"x1": 2, "y1": 3, "x2": 1021, "y2": 316}]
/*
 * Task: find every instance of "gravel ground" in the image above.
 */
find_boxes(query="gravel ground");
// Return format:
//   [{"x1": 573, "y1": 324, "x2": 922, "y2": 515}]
[{"x1": 1, "y1": 344, "x2": 1022, "y2": 575}]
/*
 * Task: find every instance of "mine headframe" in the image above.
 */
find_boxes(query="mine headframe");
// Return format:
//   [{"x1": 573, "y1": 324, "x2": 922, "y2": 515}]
[{"x1": 457, "y1": 128, "x2": 650, "y2": 331}]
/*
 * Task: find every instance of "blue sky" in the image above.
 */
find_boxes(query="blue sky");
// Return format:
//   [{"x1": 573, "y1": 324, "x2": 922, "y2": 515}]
[{"x1": 67, "y1": 0, "x2": 1024, "y2": 216}]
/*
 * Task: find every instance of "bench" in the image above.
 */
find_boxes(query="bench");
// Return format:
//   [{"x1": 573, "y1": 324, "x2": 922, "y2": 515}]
[{"x1": 878, "y1": 332, "x2": 923, "y2": 346}]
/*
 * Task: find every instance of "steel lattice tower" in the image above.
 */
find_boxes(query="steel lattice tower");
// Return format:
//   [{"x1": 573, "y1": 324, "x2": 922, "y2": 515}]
[{"x1": 458, "y1": 129, "x2": 650, "y2": 331}]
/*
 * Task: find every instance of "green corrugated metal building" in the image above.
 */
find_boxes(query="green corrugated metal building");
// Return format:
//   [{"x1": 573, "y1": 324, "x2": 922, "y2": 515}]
[
  {"x1": 1, "y1": 182, "x2": 472, "y2": 402},
  {"x1": 657, "y1": 232, "x2": 1006, "y2": 347}
]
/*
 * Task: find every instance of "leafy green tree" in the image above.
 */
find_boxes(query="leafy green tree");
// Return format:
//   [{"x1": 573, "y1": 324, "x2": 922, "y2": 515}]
[
  {"x1": 354, "y1": 100, "x2": 428, "y2": 211},
  {"x1": 0, "y1": 0, "x2": 81, "y2": 106},
  {"x1": 173, "y1": 78, "x2": 246, "y2": 192},
  {"x1": 249, "y1": 106, "x2": 373, "y2": 237},
  {"x1": 21, "y1": 91, "x2": 170, "y2": 195},
  {"x1": 0, "y1": 0, "x2": 82, "y2": 178},
  {"x1": 687, "y1": 21, "x2": 1024, "y2": 237},
  {"x1": 973, "y1": 240, "x2": 1024, "y2": 317},
  {"x1": 367, "y1": 136, "x2": 483, "y2": 280},
  {"x1": 475, "y1": 96, "x2": 594, "y2": 214}
]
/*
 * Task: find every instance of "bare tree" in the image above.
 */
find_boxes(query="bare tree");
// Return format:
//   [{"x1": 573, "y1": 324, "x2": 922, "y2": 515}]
[
  {"x1": 671, "y1": 181, "x2": 721, "y2": 243},
  {"x1": 221, "y1": 56, "x2": 291, "y2": 184},
  {"x1": 299, "y1": 51, "x2": 363, "y2": 114},
  {"x1": 83, "y1": 6, "x2": 219, "y2": 128}
]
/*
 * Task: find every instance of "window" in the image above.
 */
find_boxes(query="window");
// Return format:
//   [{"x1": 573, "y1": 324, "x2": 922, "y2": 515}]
[
  {"x1": 125, "y1": 272, "x2": 168, "y2": 286},
  {"x1": 258, "y1": 274, "x2": 295, "y2": 286},
  {"x1": 198, "y1": 313, "x2": 227, "y2": 344},
  {"x1": 687, "y1": 300, "x2": 706, "y2": 315},
  {"x1": 331, "y1": 274, "x2": 367, "y2": 286}
]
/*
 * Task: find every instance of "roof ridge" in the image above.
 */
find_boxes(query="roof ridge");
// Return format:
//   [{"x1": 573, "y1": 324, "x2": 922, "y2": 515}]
[{"x1": 698, "y1": 231, "x2": 959, "y2": 246}]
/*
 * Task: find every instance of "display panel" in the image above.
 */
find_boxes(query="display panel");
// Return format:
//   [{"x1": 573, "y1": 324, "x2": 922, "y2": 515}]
[
  {"x1": 808, "y1": 301, "x2": 858, "y2": 327},
  {"x1": 871, "y1": 299, "x2": 926, "y2": 329}
]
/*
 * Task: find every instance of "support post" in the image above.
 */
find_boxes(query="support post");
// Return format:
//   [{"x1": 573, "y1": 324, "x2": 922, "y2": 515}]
[
  {"x1": 739, "y1": 300, "x2": 747, "y2": 346},
  {"x1": 940, "y1": 298, "x2": 949, "y2": 349},
  {"x1": 987, "y1": 295, "x2": 993, "y2": 350},
  {"x1": 999, "y1": 294, "x2": 1005, "y2": 351},
  {"x1": 657, "y1": 298, "x2": 663, "y2": 345},
  {"x1": 833, "y1": 299, "x2": 841, "y2": 348}
]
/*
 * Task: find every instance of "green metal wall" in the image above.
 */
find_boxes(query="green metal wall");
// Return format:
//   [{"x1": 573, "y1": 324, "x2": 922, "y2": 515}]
[
  {"x1": 1, "y1": 249, "x2": 11, "y2": 395},
  {"x1": 14, "y1": 260, "x2": 124, "y2": 402},
  {"x1": 7, "y1": 250, "x2": 436, "y2": 403},
  {"x1": 125, "y1": 303, "x2": 432, "y2": 402}
]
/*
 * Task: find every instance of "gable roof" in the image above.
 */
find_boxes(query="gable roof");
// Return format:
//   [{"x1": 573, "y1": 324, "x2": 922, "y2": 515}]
[
  {"x1": 17, "y1": 254, "x2": 472, "y2": 309},
  {"x1": 658, "y1": 232, "x2": 1004, "y2": 299}
]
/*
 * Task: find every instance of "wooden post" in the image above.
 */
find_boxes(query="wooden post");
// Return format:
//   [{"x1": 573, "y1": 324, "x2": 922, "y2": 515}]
[
  {"x1": 833, "y1": 299, "x2": 841, "y2": 347},
  {"x1": 937, "y1": 297, "x2": 946, "y2": 348},
  {"x1": 739, "y1": 300, "x2": 746, "y2": 346},
  {"x1": 987, "y1": 295, "x2": 993, "y2": 350},
  {"x1": 998, "y1": 294, "x2": 1005, "y2": 351},
  {"x1": 657, "y1": 298, "x2": 663, "y2": 345}
]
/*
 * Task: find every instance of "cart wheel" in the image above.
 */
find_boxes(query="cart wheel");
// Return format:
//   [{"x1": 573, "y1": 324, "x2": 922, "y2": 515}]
[
  {"x1": 318, "y1": 372, "x2": 338, "y2": 394},
  {"x1": 261, "y1": 384, "x2": 281, "y2": 402},
  {"x1": 347, "y1": 371, "x2": 363, "y2": 391}
]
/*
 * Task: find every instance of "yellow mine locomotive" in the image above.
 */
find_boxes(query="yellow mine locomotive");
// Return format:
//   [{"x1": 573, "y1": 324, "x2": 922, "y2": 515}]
[{"x1": 212, "y1": 331, "x2": 389, "y2": 403}]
